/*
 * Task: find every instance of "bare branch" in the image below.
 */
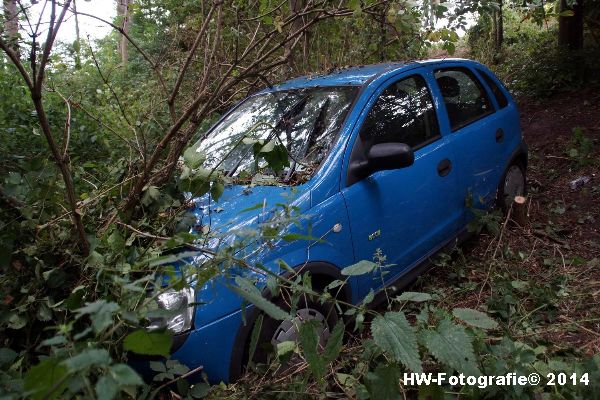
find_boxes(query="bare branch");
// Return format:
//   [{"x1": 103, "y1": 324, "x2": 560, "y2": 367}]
[
  {"x1": 35, "y1": 0, "x2": 72, "y2": 97},
  {"x1": 72, "y1": 10, "x2": 169, "y2": 97},
  {"x1": 167, "y1": 2, "x2": 218, "y2": 119},
  {"x1": 49, "y1": 88, "x2": 72, "y2": 158}
]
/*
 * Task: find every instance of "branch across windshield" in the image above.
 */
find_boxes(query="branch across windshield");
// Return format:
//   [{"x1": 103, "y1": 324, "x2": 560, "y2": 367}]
[{"x1": 190, "y1": 86, "x2": 359, "y2": 184}]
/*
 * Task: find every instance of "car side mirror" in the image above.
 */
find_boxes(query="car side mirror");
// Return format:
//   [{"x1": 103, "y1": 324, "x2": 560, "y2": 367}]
[
  {"x1": 367, "y1": 143, "x2": 414, "y2": 172},
  {"x1": 348, "y1": 143, "x2": 414, "y2": 182}
]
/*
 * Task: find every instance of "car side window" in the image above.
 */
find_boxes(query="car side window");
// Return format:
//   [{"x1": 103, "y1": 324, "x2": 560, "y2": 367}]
[
  {"x1": 476, "y1": 68, "x2": 508, "y2": 109},
  {"x1": 360, "y1": 75, "x2": 440, "y2": 151},
  {"x1": 434, "y1": 68, "x2": 493, "y2": 132}
]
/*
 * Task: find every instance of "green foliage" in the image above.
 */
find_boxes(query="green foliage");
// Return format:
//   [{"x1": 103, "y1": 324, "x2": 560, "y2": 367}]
[
  {"x1": 123, "y1": 330, "x2": 173, "y2": 357},
  {"x1": 452, "y1": 307, "x2": 499, "y2": 330},
  {"x1": 568, "y1": 127, "x2": 595, "y2": 166},
  {"x1": 1, "y1": 0, "x2": 598, "y2": 398},
  {"x1": 341, "y1": 260, "x2": 378, "y2": 276},
  {"x1": 230, "y1": 276, "x2": 290, "y2": 321},
  {"x1": 467, "y1": 7, "x2": 600, "y2": 97},
  {"x1": 298, "y1": 320, "x2": 344, "y2": 381},
  {"x1": 421, "y1": 318, "x2": 481, "y2": 376},
  {"x1": 371, "y1": 312, "x2": 422, "y2": 372}
]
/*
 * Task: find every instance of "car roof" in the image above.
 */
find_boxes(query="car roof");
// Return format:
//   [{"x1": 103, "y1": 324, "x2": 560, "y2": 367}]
[{"x1": 262, "y1": 58, "x2": 475, "y2": 92}]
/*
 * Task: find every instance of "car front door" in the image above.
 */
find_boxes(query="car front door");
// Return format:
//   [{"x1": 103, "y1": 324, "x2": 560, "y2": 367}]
[
  {"x1": 431, "y1": 66, "x2": 504, "y2": 215},
  {"x1": 341, "y1": 72, "x2": 463, "y2": 298}
]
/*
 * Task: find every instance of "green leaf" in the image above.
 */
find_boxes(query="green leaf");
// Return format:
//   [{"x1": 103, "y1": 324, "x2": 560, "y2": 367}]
[
  {"x1": 109, "y1": 364, "x2": 144, "y2": 386},
  {"x1": 149, "y1": 361, "x2": 166, "y2": 372},
  {"x1": 299, "y1": 320, "x2": 326, "y2": 378},
  {"x1": 0, "y1": 348, "x2": 17, "y2": 366},
  {"x1": 95, "y1": 375, "x2": 118, "y2": 400},
  {"x1": 248, "y1": 314, "x2": 264, "y2": 363},
  {"x1": 371, "y1": 311, "x2": 422, "y2": 372},
  {"x1": 190, "y1": 382, "x2": 210, "y2": 398},
  {"x1": 229, "y1": 276, "x2": 289, "y2": 321},
  {"x1": 123, "y1": 330, "x2": 172, "y2": 356},
  {"x1": 210, "y1": 181, "x2": 225, "y2": 201},
  {"x1": 418, "y1": 383, "x2": 445, "y2": 400},
  {"x1": 422, "y1": 318, "x2": 480, "y2": 376},
  {"x1": 63, "y1": 349, "x2": 111, "y2": 372},
  {"x1": 259, "y1": 143, "x2": 289, "y2": 173},
  {"x1": 323, "y1": 320, "x2": 344, "y2": 363},
  {"x1": 348, "y1": 0, "x2": 362, "y2": 15},
  {"x1": 452, "y1": 308, "x2": 498, "y2": 330},
  {"x1": 75, "y1": 300, "x2": 120, "y2": 334},
  {"x1": 141, "y1": 186, "x2": 161, "y2": 207},
  {"x1": 8, "y1": 312, "x2": 27, "y2": 329},
  {"x1": 341, "y1": 260, "x2": 377, "y2": 276},
  {"x1": 24, "y1": 358, "x2": 68, "y2": 400},
  {"x1": 257, "y1": 139, "x2": 276, "y2": 153},
  {"x1": 365, "y1": 363, "x2": 401, "y2": 400},
  {"x1": 183, "y1": 147, "x2": 206, "y2": 169},
  {"x1": 396, "y1": 292, "x2": 432, "y2": 302},
  {"x1": 276, "y1": 340, "x2": 297, "y2": 357}
]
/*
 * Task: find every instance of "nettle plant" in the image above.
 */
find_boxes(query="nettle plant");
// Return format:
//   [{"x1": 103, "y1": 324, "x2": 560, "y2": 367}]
[{"x1": 224, "y1": 254, "x2": 600, "y2": 399}]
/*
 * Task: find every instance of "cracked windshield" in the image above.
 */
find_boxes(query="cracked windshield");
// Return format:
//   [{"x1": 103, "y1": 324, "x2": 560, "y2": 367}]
[{"x1": 191, "y1": 86, "x2": 358, "y2": 184}]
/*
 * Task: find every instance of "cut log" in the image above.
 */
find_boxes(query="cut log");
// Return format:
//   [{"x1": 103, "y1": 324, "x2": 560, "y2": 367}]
[{"x1": 513, "y1": 195, "x2": 528, "y2": 226}]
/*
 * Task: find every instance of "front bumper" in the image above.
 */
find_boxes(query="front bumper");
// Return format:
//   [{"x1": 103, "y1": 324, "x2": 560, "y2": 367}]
[{"x1": 131, "y1": 309, "x2": 245, "y2": 384}]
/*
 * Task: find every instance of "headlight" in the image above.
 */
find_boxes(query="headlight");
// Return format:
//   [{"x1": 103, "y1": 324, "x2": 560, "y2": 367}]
[{"x1": 147, "y1": 288, "x2": 195, "y2": 334}]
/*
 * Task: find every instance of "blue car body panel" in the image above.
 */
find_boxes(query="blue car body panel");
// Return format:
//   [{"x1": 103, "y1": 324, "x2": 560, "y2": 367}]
[{"x1": 145, "y1": 59, "x2": 526, "y2": 384}]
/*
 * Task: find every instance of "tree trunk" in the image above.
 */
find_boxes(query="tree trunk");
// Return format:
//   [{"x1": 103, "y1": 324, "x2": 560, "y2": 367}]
[
  {"x1": 3, "y1": 0, "x2": 19, "y2": 54},
  {"x1": 116, "y1": 0, "x2": 131, "y2": 65},
  {"x1": 73, "y1": 0, "x2": 82, "y2": 68},
  {"x1": 379, "y1": 5, "x2": 386, "y2": 62},
  {"x1": 559, "y1": 0, "x2": 584, "y2": 49},
  {"x1": 512, "y1": 196, "x2": 528, "y2": 227},
  {"x1": 285, "y1": 0, "x2": 304, "y2": 77},
  {"x1": 496, "y1": 0, "x2": 504, "y2": 51}
]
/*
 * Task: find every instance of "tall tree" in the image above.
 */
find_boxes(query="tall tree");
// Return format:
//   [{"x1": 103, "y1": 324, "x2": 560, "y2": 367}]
[
  {"x1": 494, "y1": 0, "x2": 504, "y2": 51},
  {"x1": 2, "y1": 0, "x2": 18, "y2": 54},
  {"x1": 116, "y1": 0, "x2": 132, "y2": 64},
  {"x1": 73, "y1": 0, "x2": 82, "y2": 68},
  {"x1": 559, "y1": 0, "x2": 584, "y2": 49}
]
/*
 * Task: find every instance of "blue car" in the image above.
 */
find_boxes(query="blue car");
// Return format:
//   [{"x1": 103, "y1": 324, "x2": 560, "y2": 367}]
[{"x1": 146, "y1": 59, "x2": 527, "y2": 383}]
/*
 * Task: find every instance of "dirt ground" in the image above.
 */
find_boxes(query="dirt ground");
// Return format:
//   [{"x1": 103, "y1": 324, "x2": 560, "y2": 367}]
[{"x1": 423, "y1": 88, "x2": 600, "y2": 355}]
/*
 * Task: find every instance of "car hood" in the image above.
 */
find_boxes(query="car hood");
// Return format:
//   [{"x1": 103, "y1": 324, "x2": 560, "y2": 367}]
[{"x1": 188, "y1": 183, "x2": 310, "y2": 239}]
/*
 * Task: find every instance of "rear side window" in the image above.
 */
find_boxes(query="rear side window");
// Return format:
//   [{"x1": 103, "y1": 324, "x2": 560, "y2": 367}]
[
  {"x1": 434, "y1": 68, "x2": 493, "y2": 132},
  {"x1": 360, "y1": 75, "x2": 440, "y2": 150},
  {"x1": 476, "y1": 68, "x2": 508, "y2": 109}
]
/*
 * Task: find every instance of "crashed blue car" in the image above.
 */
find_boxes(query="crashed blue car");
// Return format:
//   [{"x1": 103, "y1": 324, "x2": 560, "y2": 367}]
[{"x1": 145, "y1": 59, "x2": 527, "y2": 383}]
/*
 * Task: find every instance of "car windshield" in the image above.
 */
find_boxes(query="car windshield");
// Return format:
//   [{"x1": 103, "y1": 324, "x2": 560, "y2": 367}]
[{"x1": 190, "y1": 86, "x2": 358, "y2": 184}]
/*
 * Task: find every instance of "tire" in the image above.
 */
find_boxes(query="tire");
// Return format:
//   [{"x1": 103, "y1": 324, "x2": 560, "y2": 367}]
[
  {"x1": 497, "y1": 161, "x2": 526, "y2": 212},
  {"x1": 248, "y1": 288, "x2": 340, "y2": 366}
]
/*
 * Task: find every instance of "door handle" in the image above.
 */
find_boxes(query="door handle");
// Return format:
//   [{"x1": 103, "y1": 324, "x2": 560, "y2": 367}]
[
  {"x1": 495, "y1": 128, "x2": 504, "y2": 142},
  {"x1": 437, "y1": 158, "x2": 452, "y2": 177}
]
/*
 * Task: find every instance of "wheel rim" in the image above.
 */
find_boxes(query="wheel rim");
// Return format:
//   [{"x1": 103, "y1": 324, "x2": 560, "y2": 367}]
[
  {"x1": 503, "y1": 165, "x2": 525, "y2": 209},
  {"x1": 271, "y1": 308, "x2": 330, "y2": 346}
]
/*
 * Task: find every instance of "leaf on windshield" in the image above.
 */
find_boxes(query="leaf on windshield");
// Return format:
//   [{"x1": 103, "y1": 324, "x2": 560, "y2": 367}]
[{"x1": 183, "y1": 147, "x2": 206, "y2": 169}]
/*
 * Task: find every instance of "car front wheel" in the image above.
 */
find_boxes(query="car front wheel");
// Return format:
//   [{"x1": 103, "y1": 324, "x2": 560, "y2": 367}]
[{"x1": 248, "y1": 290, "x2": 340, "y2": 367}]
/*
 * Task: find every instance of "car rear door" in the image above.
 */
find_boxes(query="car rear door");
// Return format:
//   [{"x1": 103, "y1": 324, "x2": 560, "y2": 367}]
[
  {"x1": 430, "y1": 65, "x2": 506, "y2": 218},
  {"x1": 341, "y1": 70, "x2": 463, "y2": 298}
]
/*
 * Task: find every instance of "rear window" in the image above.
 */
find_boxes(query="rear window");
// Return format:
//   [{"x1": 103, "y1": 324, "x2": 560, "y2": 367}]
[
  {"x1": 434, "y1": 68, "x2": 493, "y2": 132},
  {"x1": 477, "y1": 69, "x2": 508, "y2": 109}
]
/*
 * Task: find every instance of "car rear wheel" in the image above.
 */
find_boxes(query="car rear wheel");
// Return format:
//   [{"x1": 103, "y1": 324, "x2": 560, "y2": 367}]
[{"x1": 497, "y1": 162, "x2": 526, "y2": 212}]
